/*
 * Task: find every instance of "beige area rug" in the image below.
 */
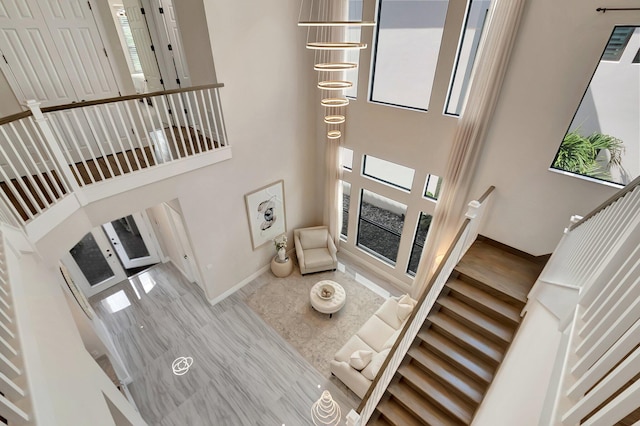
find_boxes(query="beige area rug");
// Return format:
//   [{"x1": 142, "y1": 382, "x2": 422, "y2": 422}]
[{"x1": 243, "y1": 267, "x2": 386, "y2": 379}]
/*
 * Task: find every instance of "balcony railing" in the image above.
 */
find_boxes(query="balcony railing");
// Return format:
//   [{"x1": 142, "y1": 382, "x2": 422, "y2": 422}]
[{"x1": 0, "y1": 84, "x2": 228, "y2": 227}]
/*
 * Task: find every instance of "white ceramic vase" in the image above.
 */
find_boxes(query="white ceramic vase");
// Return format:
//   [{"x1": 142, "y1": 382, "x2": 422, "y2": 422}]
[{"x1": 277, "y1": 247, "x2": 286, "y2": 262}]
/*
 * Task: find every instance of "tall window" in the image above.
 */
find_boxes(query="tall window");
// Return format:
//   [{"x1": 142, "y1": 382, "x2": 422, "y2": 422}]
[
  {"x1": 341, "y1": 147, "x2": 354, "y2": 170},
  {"x1": 371, "y1": 0, "x2": 450, "y2": 110},
  {"x1": 341, "y1": 181, "x2": 351, "y2": 238},
  {"x1": 363, "y1": 155, "x2": 415, "y2": 191},
  {"x1": 446, "y1": 0, "x2": 492, "y2": 115},
  {"x1": 407, "y1": 212, "x2": 432, "y2": 276},
  {"x1": 424, "y1": 174, "x2": 443, "y2": 200},
  {"x1": 551, "y1": 26, "x2": 640, "y2": 187},
  {"x1": 357, "y1": 189, "x2": 407, "y2": 264}
]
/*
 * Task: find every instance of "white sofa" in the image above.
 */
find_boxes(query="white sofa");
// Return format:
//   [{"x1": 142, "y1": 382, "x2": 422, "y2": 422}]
[{"x1": 330, "y1": 294, "x2": 417, "y2": 398}]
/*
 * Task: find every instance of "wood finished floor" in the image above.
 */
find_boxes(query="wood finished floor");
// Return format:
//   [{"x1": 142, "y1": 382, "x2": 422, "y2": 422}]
[{"x1": 90, "y1": 262, "x2": 359, "y2": 425}]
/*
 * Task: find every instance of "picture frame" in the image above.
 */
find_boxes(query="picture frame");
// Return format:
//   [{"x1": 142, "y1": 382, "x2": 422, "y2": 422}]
[{"x1": 244, "y1": 180, "x2": 287, "y2": 250}]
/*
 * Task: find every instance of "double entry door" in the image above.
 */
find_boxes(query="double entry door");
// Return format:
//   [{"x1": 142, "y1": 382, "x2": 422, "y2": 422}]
[{"x1": 62, "y1": 212, "x2": 161, "y2": 297}]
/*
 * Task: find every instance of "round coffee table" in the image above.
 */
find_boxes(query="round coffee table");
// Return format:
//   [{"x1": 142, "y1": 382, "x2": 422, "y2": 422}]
[{"x1": 310, "y1": 280, "x2": 346, "y2": 318}]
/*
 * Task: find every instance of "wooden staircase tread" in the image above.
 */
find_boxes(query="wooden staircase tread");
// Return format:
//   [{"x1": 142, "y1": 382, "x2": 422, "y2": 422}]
[
  {"x1": 417, "y1": 328, "x2": 494, "y2": 385},
  {"x1": 407, "y1": 345, "x2": 484, "y2": 405},
  {"x1": 396, "y1": 364, "x2": 473, "y2": 424},
  {"x1": 429, "y1": 312, "x2": 504, "y2": 366},
  {"x1": 388, "y1": 379, "x2": 465, "y2": 425},
  {"x1": 446, "y1": 278, "x2": 521, "y2": 325},
  {"x1": 437, "y1": 295, "x2": 514, "y2": 345},
  {"x1": 375, "y1": 396, "x2": 428, "y2": 426},
  {"x1": 454, "y1": 240, "x2": 541, "y2": 304}
]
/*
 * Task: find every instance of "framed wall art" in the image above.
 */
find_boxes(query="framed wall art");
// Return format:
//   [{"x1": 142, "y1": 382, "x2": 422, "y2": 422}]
[{"x1": 244, "y1": 180, "x2": 287, "y2": 249}]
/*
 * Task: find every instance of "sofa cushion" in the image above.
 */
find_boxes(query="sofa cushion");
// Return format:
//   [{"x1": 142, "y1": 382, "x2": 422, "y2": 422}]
[
  {"x1": 349, "y1": 350, "x2": 373, "y2": 370},
  {"x1": 362, "y1": 348, "x2": 391, "y2": 381},
  {"x1": 383, "y1": 328, "x2": 401, "y2": 350},
  {"x1": 375, "y1": 298, "x2": 404, "y2": 329},
  {"x1": 303, "y1": 248, "x2": 333, "y2": 268},
  {"x1": 300, "y1": 228, "x2": 327, "y2": 249},
  {"x1": 357, "y1": 315, "x2": 396, "y2": 352},
  {"x1": 397, "y1": 302, "x2": 414, "y2": 322},
  {"x1": 335, "y1": 335, "x2": 375, "y2": 364}
]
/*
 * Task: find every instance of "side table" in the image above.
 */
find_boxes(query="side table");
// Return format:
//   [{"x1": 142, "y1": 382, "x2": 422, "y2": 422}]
[{"x1": 270, "y1": 255, "x2": 293, "y2": 278}]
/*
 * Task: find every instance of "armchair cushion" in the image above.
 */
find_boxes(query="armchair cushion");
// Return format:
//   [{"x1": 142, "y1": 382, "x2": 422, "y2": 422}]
[{"x1": 300, "y1": 228, "x2": 328, "y2": 249}]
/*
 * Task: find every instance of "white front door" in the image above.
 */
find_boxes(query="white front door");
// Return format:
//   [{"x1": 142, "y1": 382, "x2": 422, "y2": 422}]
[
  {"x1": 102, "y1": 212, "x2": 161, "y2": 269},
  {"x1": 62, "y1": 228, "x2": 128, "y2": 298},
  {"x1": 0, "y1": 0, "x2": 120, "y2": 106}
]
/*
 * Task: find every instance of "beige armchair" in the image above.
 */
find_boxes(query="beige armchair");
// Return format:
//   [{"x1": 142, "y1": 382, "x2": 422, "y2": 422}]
[{"x1": 294, "y1": 226, "x2": 338, "y2": 275}]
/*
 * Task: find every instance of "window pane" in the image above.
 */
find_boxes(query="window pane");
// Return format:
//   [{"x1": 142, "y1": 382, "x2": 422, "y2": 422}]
[
  {"x1": 69, "y1": 233, "x2": 115, "y2": 286},
  {"x1": 371, "y1": 0, "x2": 449, "y2": 109},
  {"x1": 341, "y1": 181, "x2": 351, "y2": 237},
  {"x1": 424, "y1": 174, "x2": 443, "y2": 200},
  {"x1": 551, "y1": 26, "x2": 640, "y2": 186},
  {"x1": 407, "y1": 212, "x2": 432, "y2": 276},
  {"x1": 345, "y1": 0, "x2": 363, "y2": 98},
  {"x1": 341, "y1": 147, "x2": 354, "y2": 170},
  {"x1": 363, "y1": 155, "x2": 415, "y2": 190},
  {"x1": 357, "y1": 189, "x2": 407, "y2": 264},
  {"x1": 446, "y1": 0, "x2": 492, "y2": 115},
  {"x1": 602, "y1": 27, "x2": 634, "y2": 61}
]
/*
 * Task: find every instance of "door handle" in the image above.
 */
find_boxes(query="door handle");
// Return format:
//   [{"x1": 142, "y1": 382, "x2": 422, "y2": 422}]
[
  {"x1": 184, "y1": 255, "x2": 188, "y2": 259},
  {"x1": 108, "y1": 254, "x2": 113, "y2": 258}
]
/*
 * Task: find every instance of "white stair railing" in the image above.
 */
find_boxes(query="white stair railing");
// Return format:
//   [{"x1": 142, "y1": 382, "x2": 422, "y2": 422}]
[
  {"x1": 351, "y1": 186, "x2": 495, "y2": 425},
  {"x1": 0, "y1": 84, "x2": 228, "y2": 227},
  {"x1": 0, "y1": 230, "x2": 32, "y2": 425},
  {"x1": 542, "y1": 176, "x2": 640, "y2": 425}
]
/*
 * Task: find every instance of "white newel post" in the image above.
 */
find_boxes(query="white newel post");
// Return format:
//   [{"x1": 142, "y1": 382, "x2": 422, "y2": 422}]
[
  {"x1": 25, "y1": 100, "x2": 85, "y2": 204},
  {"x1": 345, "y1": 409, "x2": 360, "y2": 426}
]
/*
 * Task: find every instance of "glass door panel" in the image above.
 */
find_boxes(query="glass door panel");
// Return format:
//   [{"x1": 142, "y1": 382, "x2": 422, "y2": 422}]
[
  {"x1": 102, "y1": 213, "x2": 161, "y2": 269},
  {"x1": 69, "y1": 232, "x2": 115, "y2": 286}
]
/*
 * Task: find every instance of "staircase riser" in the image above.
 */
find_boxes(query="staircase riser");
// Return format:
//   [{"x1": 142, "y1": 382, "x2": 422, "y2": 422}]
[
  {"x1": 454, "y1": 271, "x2": 525, "y2": 309},
  {"x1": 418, "y1": 340, "x2": 492, "y2": 387},
  {"x1": 408, "y1": 359, "x2": 483, "y2": 409},
  {"x1": 437, "y1": 304, "x2": 513, "y2": 348},
  {"x1": 445, "y1": 286, "x2": 521, "y2": 327},
  {"x1": 429, "y1": 321, "x2": 501, "y2": 367},
  {"x1": 397, "y1": 378, "x2": 471, "y2": 425}
]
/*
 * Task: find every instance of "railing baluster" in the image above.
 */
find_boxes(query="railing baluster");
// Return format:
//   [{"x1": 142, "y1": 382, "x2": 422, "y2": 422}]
[
  {"x1": 158, "y1": 95, "x2": 182, "y2": 159},
  {"x1": 214, "y1": 88, "x2": 229, "y2": 146},
  {"x1": 176, "y1": 94, "x2": 196, "y2": 155},
  {"x1": 55, "y1": 112, "x2": 95, "y2": 185},
  {"x1": 207, "y1": 88, "x2": 222, "y2": 146},
  {"x1": 199, "y1": 90, "x2": 215, "y2": 150},
  {"x1": 123, "y1": 101, "x2": 152, "y2": 169},
  {"x1": 145, "y1": 96, "x2": 174, "y2": 162},
  {"x1": 0, "y1": 125, "x2": 49, "y2": 211},
  {"x1": 0, "y1": 130, "x2": 41, "y2": 217},
  {"x1": 167, "y1": 94, "x2": 189, "y2": 158},
  {"x1": 103, "y1": 105, "x2": 133, "y2": 174},
  {"x1": 92, "y1": 106, "x2": 123, "y2": 177},
  {"x1": 70, "y1": 109, "x2": 106, "y2": 181},
  {"x1": 183, "y1": 92, "x2": 202, "y2": 153},
  {"x1": 134, "y1": 99, "x2": 159, "y2": 166},
  {"x1": 82, "y1": 108, "x2": 117, "y2": 179},
  {"x1": 113, "y1": 102, "x2": 141, "y2": 172}
]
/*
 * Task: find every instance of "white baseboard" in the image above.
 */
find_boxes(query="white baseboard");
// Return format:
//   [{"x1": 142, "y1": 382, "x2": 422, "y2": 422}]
[{"x1": 206, "y1": 263, "x2": 271, "y2": 306}]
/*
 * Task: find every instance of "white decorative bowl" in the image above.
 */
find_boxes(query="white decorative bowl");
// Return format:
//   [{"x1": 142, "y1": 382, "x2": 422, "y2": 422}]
[{"x1": 318, "y1": 284, "x2": 335, "y2": 300}]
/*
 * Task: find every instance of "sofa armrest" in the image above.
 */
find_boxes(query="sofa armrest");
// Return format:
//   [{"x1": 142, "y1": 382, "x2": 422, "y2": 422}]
[
  {"x1": 327, "y1": 235, "x2": 337, "y2": 260},
  {"x1": 294, "y1": 233, "x2": 305, "y2": 267},
  {"x1": 329, "y1": 360, "x2": 372, "y2": 399}
]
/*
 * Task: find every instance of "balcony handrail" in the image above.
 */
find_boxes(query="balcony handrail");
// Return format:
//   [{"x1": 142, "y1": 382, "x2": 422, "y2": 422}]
[
  {"x1": 0, "y1": 111, "x2": 32, "y2": 127},
  {"x1": 40, "y1": 83, "x2": 225, "y2": 113},
  {"x1": 354, "y1": 186, "x2": 495, "y2": 424},
  {"x1": 569, "y1": 174, "x2": 640, "y2": 231}
]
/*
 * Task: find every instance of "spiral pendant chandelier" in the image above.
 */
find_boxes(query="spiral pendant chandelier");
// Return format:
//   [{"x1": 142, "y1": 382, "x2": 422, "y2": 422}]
[{"x1": 298, "y1": 0, "x2": 375, "y2": 141}]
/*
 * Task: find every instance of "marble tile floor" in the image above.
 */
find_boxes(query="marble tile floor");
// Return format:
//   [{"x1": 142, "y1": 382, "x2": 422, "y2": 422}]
[{"x1": 90, "y1": 262, "x2": 371, "y2": 425}]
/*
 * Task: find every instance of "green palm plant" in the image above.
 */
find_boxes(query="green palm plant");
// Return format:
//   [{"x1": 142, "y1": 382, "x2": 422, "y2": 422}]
[{"x1": 553, "y1": 130, "x2": 626, "y2": 180}]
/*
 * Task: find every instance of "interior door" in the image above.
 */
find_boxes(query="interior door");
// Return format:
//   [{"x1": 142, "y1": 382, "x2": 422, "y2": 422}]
[
  {"x1": 122, "y1": 0, "x2": 164, "y2": 92},
  {"x1": 150, "y1": 0, "x2": 189, "y2": 88},
  {"x1": 0, "y1": 0, "x2": 120, "y2": 107},
  {"x1": 102, "y1": 212, "x2": 161, "y2": 269},
  {"x1": 62, "y1": 228, "x2": 128, "y2": 298},
  {"x1": 165, "y1": 203, "x2": 197, "y2": 284},
  {"x1": 0, "y1": 0, "x2": 77, "y2": 106}
]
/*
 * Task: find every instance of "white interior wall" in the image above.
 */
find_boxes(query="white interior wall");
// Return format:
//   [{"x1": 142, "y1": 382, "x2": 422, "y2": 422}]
[{"x1": 468, "y1": 0, "x2": 640, "y2": 255}]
